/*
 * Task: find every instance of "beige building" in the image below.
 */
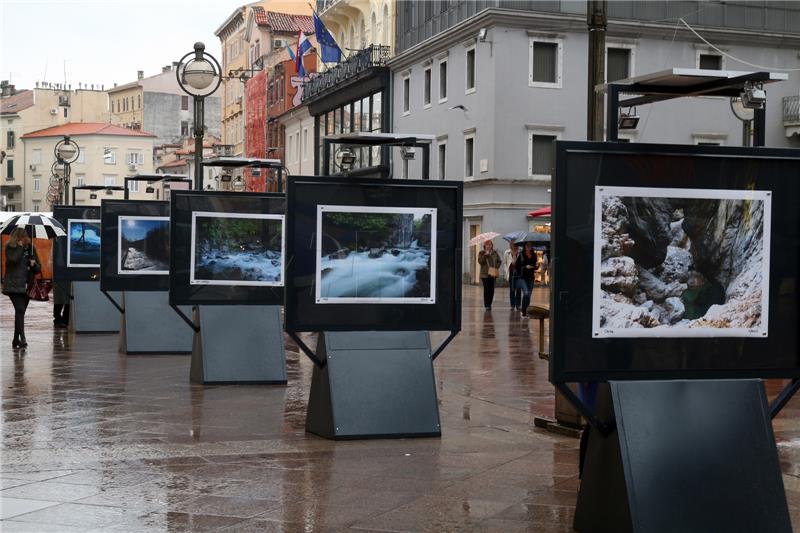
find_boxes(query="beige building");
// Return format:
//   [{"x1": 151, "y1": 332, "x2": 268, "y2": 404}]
[
  {"x1": 1, "y1": 81, "x2": 110, "y2": 211},
  {"x1": 20, "y1": 123, "x2": 155, "y2": 210},
  {"x1": 318, "y1": 0, "x2": 395, "y2": 60},
  {"x1": 279, "y1": 105, "x2": 314, "y2": 176}
]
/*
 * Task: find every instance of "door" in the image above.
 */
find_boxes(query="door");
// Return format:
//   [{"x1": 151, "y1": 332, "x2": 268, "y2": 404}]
[{"x1": 469, "y1": 222, "x2": 481, "y2": 284}]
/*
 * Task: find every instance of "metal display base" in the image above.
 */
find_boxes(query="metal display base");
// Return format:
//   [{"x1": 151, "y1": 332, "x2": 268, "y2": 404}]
[
  {"x1": 574, "y1": 379, "x2": 791, "y2": 533},
  {"x1": 70, "y1": 281, "x2": 120, "y2": 333},
  {"x1": 118, "y1": 291, "x2": 192, "y2": 354},
  {"x1": 190, "y1": 305, "x2": 286, "y2": 384},
  {"x1": 306, "y1": 331, "x2": 441, "y2": 440}
]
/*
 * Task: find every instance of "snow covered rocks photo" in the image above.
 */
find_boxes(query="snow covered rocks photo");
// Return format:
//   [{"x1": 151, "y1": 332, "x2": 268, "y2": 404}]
[
  {"x1": 316, "y1": 205, "x2": 437, "y2": 304},
  {"x1": 190, "y1": 212, "x2": 284, "y2": 286},
  {"x1": 592, "y1": 186, "x2": 771, "y2": 338},
  {"x1": 118, "y1": 216, "x2": 170, "y2": 275}
]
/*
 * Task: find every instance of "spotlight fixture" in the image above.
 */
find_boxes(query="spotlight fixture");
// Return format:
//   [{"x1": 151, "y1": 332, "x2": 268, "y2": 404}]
[
  {"x1": 334, "y1": 149, "x2": 356, "y2": 171},
  {"x1": 618, "y1": 107, "x2": 640, "y2": 130},
  {"x1": 741, "y1": 81, "x2": 766, "y2": 109},
  {"x1": 478, "y1": 28, "x2": 488, "y2": 42},
  {"x1": 105, "y1": 188, "x2": 114, "y2": 196},
  {"x1": 400, "y1": 146, "x2": 416, "y2": 160},
  {"x1": 89, "y1": 193, "x2": 97, "y2": 200},
  {"x1": 145, "y1": 185, "x2": 155, "y2": 193}
]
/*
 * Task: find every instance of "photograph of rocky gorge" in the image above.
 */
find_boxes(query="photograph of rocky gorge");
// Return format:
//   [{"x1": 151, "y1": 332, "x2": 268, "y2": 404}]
[
  {"x1": 118, "y1": 216, "x2": 170, "y2": 275},
  {"x1": 316, "y1": 206, "x2": 436, "y2": 303},
  {"x1": 594, "y1": 186, "x2": 771, "y2": 337},
  {"x1": 191, "y1": 213, "x2": 283, "y2": 286}
]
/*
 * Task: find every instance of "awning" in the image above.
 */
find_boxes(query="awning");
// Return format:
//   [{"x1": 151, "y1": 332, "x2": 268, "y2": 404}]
[{"x1": 528, "y1": 206, "x2": 551, "y2": 218}]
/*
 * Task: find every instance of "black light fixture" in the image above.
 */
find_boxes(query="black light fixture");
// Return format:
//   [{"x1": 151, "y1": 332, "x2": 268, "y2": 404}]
[
  {"x1": 145, "y1": 180, "x2": 155, "y2": 194},
  {"x1": 53, "y1": 135, "x2": 80, "y2": 205},
  {"x1": 220, "y1": 173, "x2": 233, "y2": 182},
  {"x1": 89, "y1": 192, "x2": 97, "y2": 199},
  {"x1": 105, "y1": 188, "x2": 114, "y2": 196},
  {"x1": 618, "y1": 107, "x2": 640, "y2": 130}
]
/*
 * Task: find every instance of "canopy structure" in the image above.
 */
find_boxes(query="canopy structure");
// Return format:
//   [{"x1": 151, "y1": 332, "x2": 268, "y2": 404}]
[
  {"x1": 528, "y1": 206, "x2": 551, "y2": 218},
  {"x1": 71, "y1": 185, "x2": 125, "y2": 205},
  {"x1": 597, "y1": 69, "x2": 788, "y2": 145},
  {"x1": 123, "y1": 174, "x2": 192, "y2": 200},
  {"x1": 202, "y1": 157, "x2": 284, "y2": 192}
]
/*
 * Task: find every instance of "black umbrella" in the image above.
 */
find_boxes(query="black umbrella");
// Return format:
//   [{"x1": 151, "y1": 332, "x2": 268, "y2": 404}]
[
  {"x1": 0, "y1": 213, "x2": 66, "y2": 239},
  {"x1": 513, "y1": 231, "x2": 550, "y2": 245}
]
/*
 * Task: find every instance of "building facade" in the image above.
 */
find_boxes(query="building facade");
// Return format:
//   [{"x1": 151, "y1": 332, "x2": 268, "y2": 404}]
[
  {"x1": 1, "y1": 82, "x2": 110, "y2": 211},
  {"x1": 108, "y1": 67, "x2": 221, "y2": 146},
  {"x1": 390, "y1": 1, "x2": 800, "y2": 282},
  {"x1": 20, "y1": 123, "x2": 155, "y2": 210},
  {"x1": 217, "y1": 6, "x2": 249, "y2": 158}
]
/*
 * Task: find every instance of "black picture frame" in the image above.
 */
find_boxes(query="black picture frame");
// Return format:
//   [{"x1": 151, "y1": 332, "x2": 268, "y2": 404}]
[
  {"x1": 169, "y1": 190, "x2": 286, "y2": 306},
  {"x1": 100, "y1": 200, "x2": 170, "y2": 292},
  {"x1": 285, "y1": 176, "x2": 463, "y2": 332},
  {"x1": 53, "y1": 205, "x2": 102, "y2": 282},
  {"x1": 551, "y1": 141, "x2": 800, "y2": 383}
]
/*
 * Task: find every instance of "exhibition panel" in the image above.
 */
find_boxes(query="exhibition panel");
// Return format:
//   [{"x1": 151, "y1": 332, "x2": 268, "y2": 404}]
[
  {"x1": 285, "y1": 176, "x2": 463, "y2": 332},
  {"x1": 550, "y1": 141, "x2": 800, "y2": 382},
  {"x1": 100, "y1": 200, "x2": 171, "y2": 292},
  {"x1": 53, "y1": 206, "x2": 102, "y2": 282},
  {"x1": 169, "y1": 191, "x2": 286, "y2": 306}
]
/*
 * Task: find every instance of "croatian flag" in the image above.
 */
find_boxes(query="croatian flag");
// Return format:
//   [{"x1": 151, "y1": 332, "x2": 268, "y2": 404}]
[
  {"x1": 313, "y1": 11, "x2": 342, "y2": 63},
  {"x1": 296, "y1": 31, "x2": 312, "y2": 77}
]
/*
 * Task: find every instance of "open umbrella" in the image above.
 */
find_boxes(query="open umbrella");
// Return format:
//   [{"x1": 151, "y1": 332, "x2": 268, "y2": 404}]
[
  {"x1": 502, "y1": 230, "x2": 527, "y2": 243},
  {"x1": 468, "y1": 231, "x2": 501, "y2": 247},
  {"x1": 513, "y1": 231, "x2": 550, "y2": 245},
  {"x1": 0, "y1": 213, "x2": 66, "y2": 240}
]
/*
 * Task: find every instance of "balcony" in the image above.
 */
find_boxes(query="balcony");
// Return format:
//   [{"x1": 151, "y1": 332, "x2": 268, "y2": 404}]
[
  {"x1": 302, "y1": 45, "x2": 391, "y2": 104},
  {"x1": 316, "y1": 0, "x2": 341, "y2": 14},
  {"x1": 783, "y1": 95, "x2": 800, "y2": 137}
]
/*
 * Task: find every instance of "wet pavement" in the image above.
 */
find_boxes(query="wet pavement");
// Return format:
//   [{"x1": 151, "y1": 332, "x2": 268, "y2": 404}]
[{"x1": 1, "y1": 284, "x2": 799, "y2": 532}]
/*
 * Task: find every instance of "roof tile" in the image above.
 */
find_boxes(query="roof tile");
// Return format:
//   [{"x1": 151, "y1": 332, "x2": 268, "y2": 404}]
[
  {"x1": 0, "y1": 90, "x2": 35, "y2": 115},
  {"x1": 256, "y1": 9, "x2": 314, "y2": 34},
  {"x1": 21, "y1": 123, "x2": 156, "y2": 139}
]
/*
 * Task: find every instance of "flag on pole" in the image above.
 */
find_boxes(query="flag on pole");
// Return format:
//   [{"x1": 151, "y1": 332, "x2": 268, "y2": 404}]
[
  {"x1": 287, "y1": 45, "x2": 296, "y2": 62},
  {"x1": 312, "y1": 11, "x2": 342, "y2": 63},
  {"x1": 295, "y1": 31, "x2": 312, "y2": 77}
]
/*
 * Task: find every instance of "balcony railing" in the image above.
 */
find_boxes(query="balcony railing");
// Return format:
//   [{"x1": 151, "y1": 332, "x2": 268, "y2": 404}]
[
  {"x1": 302, "y1": 45, "x2": 391, "y2": 103},
  {"x1": 783, "y1": 95, "x2": 800, "y2": 124},
  {"x1": 317, "y1": 0, "x2": 341, "y2": 13}
]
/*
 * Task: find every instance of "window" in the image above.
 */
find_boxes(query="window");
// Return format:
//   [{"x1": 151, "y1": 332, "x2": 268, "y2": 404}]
[
  {"x1": 529, "y1": 38, "x2": 562, "y2": 88},
  {"x1": 296, "y1": 132, "x2": 301, "y2": 163},
  {"x1": 529, "y1": 134, "x2": 557, "y2": 177},
  {"x1": 32, "y1": 200, "x2": 41, "y2": 212},
  {"x1": 402, "y1": 158, "x2": 409, "y2": 179},
  {"x1": 693, "y1": 134, "x2": 726, "y2": 146},
  {"x1": 607, "y1": 47, "x2": 631, "y2": 82},
  {"x1": 302, "y1": 128, "x2": 308, "y2": 160},
  {"x1": 288, "y1": 134, "x2": 293, "y2": 164},
  {"x1": 63, "y1": 107, "x2": 68, "y2": 119},
  {"x1": 181, "y1": 95, "x2": 189, "y2": 111},
  {"x1": 402, "y1": 73, "x2": 410, "y2": 115},
  {"x1": 128, "y1": 179, "x2": 139, "y2": 192},
  {"x1": 439, "y1": 59, "x2": 448, "y2": 102},
  {"x1": 138, "y1": 94, "x2": 141, "y2": 109},
  {"x1": 103, "y1": 174, "x2": 116, "y2": 186},
  {"x1": 76, "y1": 148, "x2": 85, "y2": 164},
  {"x1": 31, "y1": 149, "x2": 42, "y2": 165},
  {"x1": 33, "y1": 177, "x2": 40, "y2": 192},
  {"x1": 104, "y1": 149, "x2": 116, "y2": 164},
  {"x1": 423, "y1": 66, "x2": 431, "y2": 107},
  {"x1": 465, "y1": 45, "x2": 476, "y2": 93},
  {"x1": 127, "y1": 151, "x2": 144, "y2": 165},
  {"x1": 76, "y1": 174, "x2": 85, "y2": 186},
  {"x1": 181, "y1": 121, "x2": 189, "y2": 137},
  {"x1": 6, "y1": 130, "x2": 14, "y2": 148},
  {"x1": 464, "y1": 133, "x2": 474, "y2": 178},
  {"x1": 6, "y1": 158, "x2": 12, "y2": 179},
  {"x1": 438, "y1": 141, "x2": 447, "y2": 180},
  {"x1": 698, "y1": 53, "x2": 722, "y2": 70}
]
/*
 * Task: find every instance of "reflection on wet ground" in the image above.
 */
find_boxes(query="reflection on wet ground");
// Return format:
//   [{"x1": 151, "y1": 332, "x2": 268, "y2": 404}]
[{"x1": 1, "y1": 285, "x2": 799, "y2": 531}]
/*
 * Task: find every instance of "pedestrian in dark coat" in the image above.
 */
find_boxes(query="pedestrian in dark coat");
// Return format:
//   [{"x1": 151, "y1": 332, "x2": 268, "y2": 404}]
[
  {"x1": 477, "y1": 240, "x2": 502, "y2": 310},
  {"x1": 515, "y1": 242, "x2": 539, "y2": 317},
  {"x1": 2, "y1": 227, "x2": 41, "y2": 348}
]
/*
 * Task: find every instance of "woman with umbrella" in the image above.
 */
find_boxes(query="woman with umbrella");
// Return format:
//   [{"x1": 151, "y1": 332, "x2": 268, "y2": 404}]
[
  {"x1": 470, "y1": 232, "x2": 502, "y2": 311},
  {"x1": 2, "y1": 227, "x2": 41, "y2": 347},
  {"x1": 514, "y1": 232, "x2": 547, "y2": 317}
]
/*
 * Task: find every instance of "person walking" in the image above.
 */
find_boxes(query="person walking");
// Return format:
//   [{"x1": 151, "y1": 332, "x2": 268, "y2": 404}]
[
  {"x1": 477, "y1": 240, "x2": 502, "y2": 311},
  {"x1": 2, "y1": 227, "x2": 41, "y2": 348},
  {"x1": 515, "y1": 241, "x2": 539, "y2": 317},
  {"x1": 502, "y1": 241, "x2": 521, "y2": 310},
  {"x1": 53, "y1": 283, "x2": 70, "y2": 328}
]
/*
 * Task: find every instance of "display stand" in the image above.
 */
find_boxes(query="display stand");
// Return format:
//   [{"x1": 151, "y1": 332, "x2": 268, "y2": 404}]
[
  {"x1": 572, "y1": 379, "x2": 791, "y2": 533},
  {"x1": 70, "y1": 281, "x2": 120, "y2": 333},
  {"x1": 115, "y1": 291, "x2": 193, "y2": 354},
  {"x1": 304, "y1": 331, "x2": 441, "y2": 440},
  {"x1": 187, "y1": 305, "x2": 286, "y2": 384}
]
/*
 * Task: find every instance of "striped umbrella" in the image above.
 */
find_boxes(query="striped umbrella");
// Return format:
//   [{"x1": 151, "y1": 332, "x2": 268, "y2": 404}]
[
  {"x1": 468, "y1": 231, "x2": 501, "y2": 247},
  {"x1": 0, "y1": 213, "x2": 66, "y2": 240}
]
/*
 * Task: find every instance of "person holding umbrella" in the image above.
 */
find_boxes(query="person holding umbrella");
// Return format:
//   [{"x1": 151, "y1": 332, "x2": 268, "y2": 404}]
[
  {"x1": 2, "y1": 227, "x2": 41, "y2": 348},
  {"x1": 515, "y1": 240, "x2": 540, "y2": 317},
  {"x1": 477, "y1": 239, "x2": 502, "y2": 311}
]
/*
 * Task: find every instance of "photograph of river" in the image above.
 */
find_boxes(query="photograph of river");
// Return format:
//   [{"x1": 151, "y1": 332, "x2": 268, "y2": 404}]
[
  {"x1": 593, "y1": 186, "x2": 771, "y2": 338},
  {"x1": 67, "y1": 219, "x2": 101, "y2": 268},
  {"x1": 118, "y1": 216, "x2": 170, "y2": 275},
  {"x1": 190, "y1": 212, "x2": 284, "y2": 286},
  {"x1": 316, "y1": 205, "x2": 437, "y2": 304}
]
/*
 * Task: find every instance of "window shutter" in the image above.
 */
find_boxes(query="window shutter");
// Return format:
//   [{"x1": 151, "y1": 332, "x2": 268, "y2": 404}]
[
  {"x1": 531, "y1": 135, "x2": 556, "y2": 175},
  {"x1": 532, "y1": 42, "x2": 557, "y2": 83}
]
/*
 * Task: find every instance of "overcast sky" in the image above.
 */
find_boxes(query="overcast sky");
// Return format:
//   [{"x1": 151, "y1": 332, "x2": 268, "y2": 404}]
[{"x1": 0, "y1": 0, "x2": 256, "y2": 91}]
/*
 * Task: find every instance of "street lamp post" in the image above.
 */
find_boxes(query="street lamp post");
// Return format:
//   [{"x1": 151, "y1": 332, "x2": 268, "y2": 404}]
[
  {"x1": 54, "y1": 135, "x2": 80, "y2": 204},
  {"x1": 176, "y1": 42, "x2": 222, "y2": 191}
]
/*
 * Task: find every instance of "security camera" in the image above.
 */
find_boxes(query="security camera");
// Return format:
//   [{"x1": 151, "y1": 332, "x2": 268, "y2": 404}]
[
  {"x1": 400, "y1": 146, "x2": 416, "y2": 160},
  {"x1": 741, "y1": 85, "x2": 766, "y2": 109},
  {"x1": 478, "y1": 28, "x2": 487, "y2": 42}
]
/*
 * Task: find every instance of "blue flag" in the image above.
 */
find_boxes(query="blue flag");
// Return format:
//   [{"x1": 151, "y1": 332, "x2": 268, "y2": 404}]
[{"x1": 313, "y1": 12, "x2": 342, "y2": 63}]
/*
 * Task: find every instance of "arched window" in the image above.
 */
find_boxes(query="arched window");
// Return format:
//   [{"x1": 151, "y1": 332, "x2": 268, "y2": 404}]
[
  {"x1": 382, "y1": 4, "x2": 389, "y2": 45},
  {"x1": 360, "y1": 18, "x2": 366, "y2": 48},
  {"x1": 371, "y1": 11, "x2": 377, "y2": 46},
  {"x1": 349, "y1": 23, "x2": 355, "y2": 51}
]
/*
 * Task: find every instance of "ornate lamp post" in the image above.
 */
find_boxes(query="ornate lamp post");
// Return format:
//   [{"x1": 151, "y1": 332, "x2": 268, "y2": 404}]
[
  {"x1": 176, "y1": 42, "x2": 222, "y2": 191},
  {"x1": 54, "y1": 135, "x2": 80, "y2": 204}
]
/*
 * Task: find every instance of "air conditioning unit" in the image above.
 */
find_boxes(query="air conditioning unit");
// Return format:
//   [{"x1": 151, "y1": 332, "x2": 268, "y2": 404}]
[
  {"x1": 49, "y1": 108, "x2": 58, "y2": 115},
  {"x1": 273, "y1": 39, "x2": 287, "y2": 49},
  {"x1": 128, "y1": 163, "x2": 137, "y2": 171}
]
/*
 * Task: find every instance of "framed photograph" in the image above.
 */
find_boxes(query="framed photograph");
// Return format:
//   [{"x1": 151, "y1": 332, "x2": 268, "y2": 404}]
[
  {"x1": 117, "y1": 216, "x2": 170, "y2": 275},
  {"x1": 67, "y1": 219, "x2": 102, "y2": 268},
  {"x1": 190, "y1": 212, "x2": 284, "y2": 287},
  {"x1": 169, "y1": 191, "x2": 285, "y2": 306},
  {"x1": 550, "y1": 141, "x2": 800, "y2": 382},
  {"x1": 315, "y1": 205, "x2": 437, "y2": 304},
  {"x1": 593, "y1": 186, "x2": 771, "y2": 339}
]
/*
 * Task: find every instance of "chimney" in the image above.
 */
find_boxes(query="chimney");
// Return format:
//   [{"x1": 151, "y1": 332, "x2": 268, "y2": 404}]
[{"x1": 137, "y1": 70, "x2": 144, "y2": 80}]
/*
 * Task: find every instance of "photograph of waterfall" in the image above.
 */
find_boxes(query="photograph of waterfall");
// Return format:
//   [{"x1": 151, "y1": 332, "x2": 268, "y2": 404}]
[
  {"x1": 316, "y1": 205, "x2": 437, "y2": 304},
  {"x1": 592, "y1": 186, "x2": 771, "y2": 338},
  {"x1": 67, "y1": 219, "x2": 101, "y2": 268},
  {"x1": 190, "y1": 212, "x2": 284, "y2": 286},
  {"x1": 117, "y1": 216, "x2": 170, "y2": 275}
]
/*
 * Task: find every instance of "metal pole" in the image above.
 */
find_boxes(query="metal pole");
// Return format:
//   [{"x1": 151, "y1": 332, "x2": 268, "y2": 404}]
[
  {"x1": 754, "y1": 105, "x2": 766, "y2": 147},
  {"x1": 124, "y1": 177, "x2": 130, "y2": 200},
  {"x1": 421, "y1": 143, "x2": 430, "y2": 180},
  {"x1": 194, "y1": 96, "x2": 205, "y2": 190},
  {"x1": 607, "y1": 84, "x2": 620, "y2": 142},
  {"x1": 64, "y1": 163, "x2": 70, "y2": 205},
  {"x1": 587, "y1": 0, "x2": 607, "y2": 141},
  {"x1": 277, "y1": 166, "x2": 283, "y2": 193}
]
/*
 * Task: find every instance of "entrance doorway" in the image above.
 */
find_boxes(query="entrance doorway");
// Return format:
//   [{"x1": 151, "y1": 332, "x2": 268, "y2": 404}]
[{"x1": 469, "y1": 222, "x2": 481, "y2": 284}]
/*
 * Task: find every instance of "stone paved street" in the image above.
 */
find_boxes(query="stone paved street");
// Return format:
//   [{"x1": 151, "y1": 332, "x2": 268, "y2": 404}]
[{"x1": 2, "y1": 285, "x2": 800, "y2": 532}]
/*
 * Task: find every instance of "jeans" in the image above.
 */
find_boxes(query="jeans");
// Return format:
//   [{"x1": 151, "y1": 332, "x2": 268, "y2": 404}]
[
  {"x1": 518, "y1": 278, "x2": 533, "y2": 313},
  {"x1": 8, "y1": 294, "x2": 30, "y2": 341},
  {"x1": 508, "y1": 273, "x2": 521, "y2": 308},
  {"x1": 481, "y1": 277, "x2": 496, "y2": 309}
]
